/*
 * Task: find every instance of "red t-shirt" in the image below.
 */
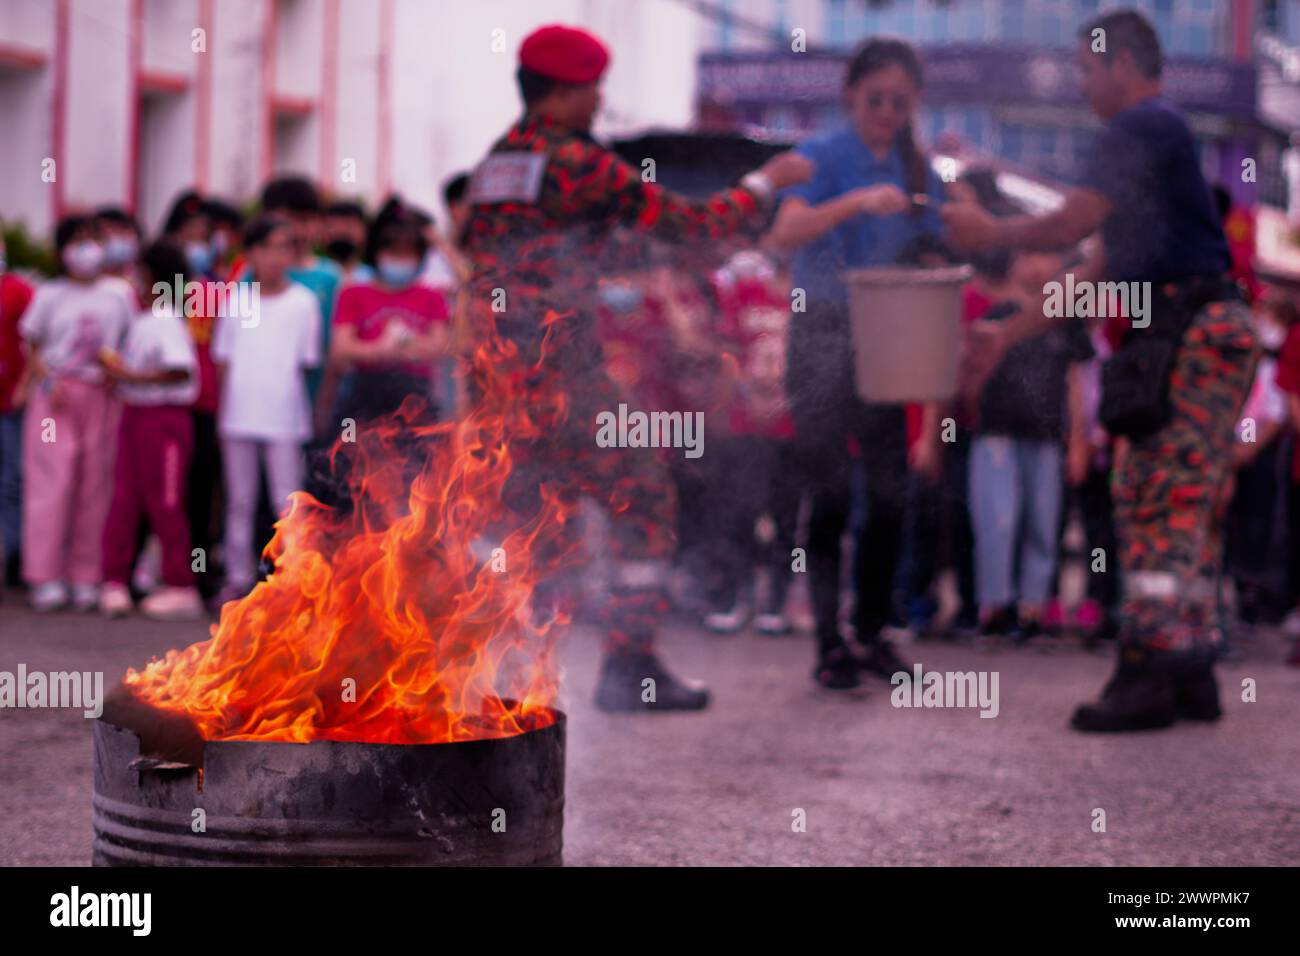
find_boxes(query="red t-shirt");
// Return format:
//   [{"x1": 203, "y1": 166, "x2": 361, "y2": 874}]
[
  {"x1": 0, "y1": 273, "x2": 35, "y2": 414},
  {"x1": 333, "y1": 282, "x2": 450, "y2": 375},
  {"x1": 187, "y1": 280, "x2": 225, "y2": 415},
  {"x1": 599, "y1": 293, "x2": 673, "y2": 409},
  {"x1": 715, "y1": 278, "x2": 795, "y2": 439}
]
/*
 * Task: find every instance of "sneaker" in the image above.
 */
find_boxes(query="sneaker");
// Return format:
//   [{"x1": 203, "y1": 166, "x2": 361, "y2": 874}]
[
  {"x1": 753, "y1": 612, "x2": 792, "y2": 636},
  {"x1": 905, "y1": 595, "x2": 938, "y2": 636},
  {"x1": 99, "y1": 582, "x2": 133, "y2": 618},
  {"x1": 1074, "y1": 599, "x2": 1103, "y2": 632},
  {"x1": 69, "y1": 583, "x2": 99, "y2": 612},
  {"x1": 30, "y1": 581, "x2": 69, "y2": 612},
  {"x1": 1070, "y1": 644, "x2": 1178, "y2": 733},
  {"x1": 978, "y1": 605, "x2": 1015, "y2": 637},
  {"x1": 973, "y1": 606, "x2": 1014, "y2": 649},
  {"x1": 813, "y1": 645, "x2": 861, "y2": 691},
  {"x1": 131, "y1": 536, "x2": 161, "y2": 595},
  {"x1": 1280, "y1": 608, "x2": 1300, "y2": 639},
  {"x1": 859, "y1": 639, "x2": 911, "y2": 681},
  {"x1": 594, "y1": 650, "x2": 710, "y2": 712},
  {"x1": 1042, "y1": 598, "x2": 1065, "y2": 633},
  {"x1": 703, "y1": 605, "x2": 747, "y2": 634},
  {"x1": 1015, "y1": 615, "x2": 1044, "y2": 647},
  {"x1": 950, "y1": 606, "x2": 980, "y2": 640},
  {"x1": 140, "y1": 586, "x2": 204, "y2": 621}
]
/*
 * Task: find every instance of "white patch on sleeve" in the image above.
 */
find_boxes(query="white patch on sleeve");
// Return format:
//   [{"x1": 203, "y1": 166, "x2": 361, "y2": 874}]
[{"x1": 467, "y1": 153, "x2": 548, "y2": 205}]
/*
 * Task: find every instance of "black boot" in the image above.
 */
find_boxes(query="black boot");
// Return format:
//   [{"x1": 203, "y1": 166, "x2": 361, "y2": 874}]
[
  {"x1": 813, "y1": 644, "x2": 861, "y2": 691},
  {"x1": 594, "y1": 649, "x2": 710, "y2": 712},
  {"x1": 1070, "y1": 643, "x2": 1177, "y2": 732},
  {"x1": 858, "y1": 638, "x2": 910, "y2": 681},
  {"x1": 3, "y1": 551, "x2": 23, "y2": 591},
  {"x1": 1173, "y1": 653, "x2": 1222, "y2": 721}
]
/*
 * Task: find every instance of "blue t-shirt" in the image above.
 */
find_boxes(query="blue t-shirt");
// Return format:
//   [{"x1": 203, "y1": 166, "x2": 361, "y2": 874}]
[
  {"x1": 786, "y1": 126, "x2": 946, "y2": 306},
  {"x1": 1079, "y1": 97, "x2": 1229, "y2": 284}
]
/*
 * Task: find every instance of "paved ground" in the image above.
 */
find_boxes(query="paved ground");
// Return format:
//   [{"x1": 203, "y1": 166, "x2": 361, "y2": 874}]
[{"x1": 2, "y1": 601, "x2": 1298, "y2": 866}]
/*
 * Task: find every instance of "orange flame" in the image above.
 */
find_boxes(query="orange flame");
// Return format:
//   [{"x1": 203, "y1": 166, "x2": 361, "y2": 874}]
[{"x1": 123, "y1": 313, "x2": 577, "y2": 743}]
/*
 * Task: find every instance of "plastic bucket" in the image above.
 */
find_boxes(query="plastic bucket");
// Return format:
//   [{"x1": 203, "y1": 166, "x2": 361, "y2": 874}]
[{"x1": 843, "y1": 265, "x2": 971, "y2": 404}]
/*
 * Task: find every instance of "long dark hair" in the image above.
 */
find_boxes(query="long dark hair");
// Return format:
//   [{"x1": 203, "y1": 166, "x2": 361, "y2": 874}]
[{"x1": 845, "y1": 38, "x2": 929, "y2": 213}]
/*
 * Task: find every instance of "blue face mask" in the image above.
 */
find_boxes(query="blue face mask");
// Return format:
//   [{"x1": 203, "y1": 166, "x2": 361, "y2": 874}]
[
  {"x1": 599, "y1": 283, "x2": 643, "y2": 313},
  {"x1": 184, "y1": 241, "x2": 214, "y2": 275},
  {"x1": 377, "y1": 257, "x2": 419, "y2": 288},
  {"x1": 103, "y1": 235, "x2": 139, "y2": 268}
]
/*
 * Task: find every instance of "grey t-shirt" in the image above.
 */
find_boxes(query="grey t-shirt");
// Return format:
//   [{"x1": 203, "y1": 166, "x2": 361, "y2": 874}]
[{"x1": 18, "y1": 277, "x2": 133, "y2": 383}]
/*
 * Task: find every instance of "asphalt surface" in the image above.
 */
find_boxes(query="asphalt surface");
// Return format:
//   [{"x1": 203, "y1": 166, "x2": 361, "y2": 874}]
[{"x1": 1, "y1": 600, "x2": 1298, "y2": 866}]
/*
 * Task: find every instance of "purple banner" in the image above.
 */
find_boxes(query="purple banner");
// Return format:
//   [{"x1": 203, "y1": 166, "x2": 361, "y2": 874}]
[{"x1": 698, "y1": 45, "x2": 1257, "y2": 118}]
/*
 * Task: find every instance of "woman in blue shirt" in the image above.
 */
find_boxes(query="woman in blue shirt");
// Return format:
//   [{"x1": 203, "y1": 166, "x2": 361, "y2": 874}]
[{"x1": 769, "y1": 37, "x2": 947, "y2": 691}]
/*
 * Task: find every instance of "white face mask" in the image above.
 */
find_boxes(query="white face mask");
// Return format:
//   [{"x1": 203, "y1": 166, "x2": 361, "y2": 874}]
[{"x1": 63, "y1": 240, "x2": 104, "y2": 279}]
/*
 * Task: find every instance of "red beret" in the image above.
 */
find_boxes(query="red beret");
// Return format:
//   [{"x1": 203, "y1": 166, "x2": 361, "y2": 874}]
[{"x1": 519, "y1": 24, "x2": 610, "y2": 85}]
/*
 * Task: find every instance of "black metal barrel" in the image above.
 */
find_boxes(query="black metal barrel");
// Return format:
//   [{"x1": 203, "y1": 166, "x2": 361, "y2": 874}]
[{"x1": 92, "y1": 711, "x2": 565, "y2": 866}]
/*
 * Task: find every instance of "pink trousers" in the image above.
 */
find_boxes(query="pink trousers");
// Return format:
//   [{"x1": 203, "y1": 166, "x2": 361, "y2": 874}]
[{"x1": 22, "y1": 379, "x2": 120, "y2": 585}]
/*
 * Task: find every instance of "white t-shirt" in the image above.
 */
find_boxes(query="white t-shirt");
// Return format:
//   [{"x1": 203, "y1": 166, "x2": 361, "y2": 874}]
[
  {"x1": 18, "y1": 277, "x2": 133, "y2": 383},
  {"x1": 118, "y1": 307, "x2": 200, "y2": 407},
  {"x1": 212, "y1": 282, "x2": 322, "y2": 442},
  {"x1": 419, "y1": 249, "x2": 459, "y2": 293}
]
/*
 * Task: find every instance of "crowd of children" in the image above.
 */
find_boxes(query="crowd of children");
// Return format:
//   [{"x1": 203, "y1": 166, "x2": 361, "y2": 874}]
[{"x1": 0, "y1": 174, "x2": 460, "y2": 619}]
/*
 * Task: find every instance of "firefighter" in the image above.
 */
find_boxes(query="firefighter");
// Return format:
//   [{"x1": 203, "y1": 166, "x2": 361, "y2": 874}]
[
  {"x1": 942, "y1": 9, "x2": 1257, "y2": 732},
  {"x1": 461, "y1": 24, "x2": 812, "y2": 711}
]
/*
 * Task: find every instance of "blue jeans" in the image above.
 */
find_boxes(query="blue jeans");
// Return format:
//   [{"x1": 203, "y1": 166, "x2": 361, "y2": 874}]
[
  {"x1": 0, "y1": 409, "x2": 21, "y2": 561},
  {"x1": 968, "y1": 434, "x2": 1062, "y2": 608}
]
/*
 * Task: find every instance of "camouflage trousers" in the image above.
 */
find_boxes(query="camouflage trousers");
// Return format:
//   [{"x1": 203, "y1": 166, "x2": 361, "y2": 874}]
[
  {"x1": 495, "y1": 313, "x2": 678, "y2": 654},
  {"x1": 1112, "y1": 299, "x2": 1258, "y2": 652}
]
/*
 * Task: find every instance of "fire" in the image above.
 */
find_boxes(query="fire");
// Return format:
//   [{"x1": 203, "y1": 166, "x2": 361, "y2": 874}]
[{"x1": 123, "y1": 313, "x2": 577, "y2": 744}]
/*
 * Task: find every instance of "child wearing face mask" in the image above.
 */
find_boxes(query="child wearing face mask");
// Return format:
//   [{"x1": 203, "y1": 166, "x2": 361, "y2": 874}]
[
  {"x1": 94, "y1": 207, "x2": 144, "y2": 306},
  {"x1": 98, "y1": 240, "x2": 202, "y2": 620},
  {"x1": 328, "y1": 205, "x2": 450, "y2": 425},
  {"x1": 211, "y1": 217, "x2": 322, "y2": 603},
  {"x1": 323, "y1": 201, "x2": 374, "y2": 286},
  {"x1": 161, "y1": 191, "x2": 223, "y2": 598},
  {"x1": 300, "y1": 205, "x2": 448, "y2": 518},
  {"x1": 201, "y1": 198, "x2": 244, "y2": 281},
  {"x1": 18, "y1": 214, "x2": 133, "y2": 611}
]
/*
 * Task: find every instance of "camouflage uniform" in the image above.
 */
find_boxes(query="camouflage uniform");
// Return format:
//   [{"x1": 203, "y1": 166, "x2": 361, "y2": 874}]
[
  {"x1": 462, "y1": 115, "x2": 766, "y2": 650},
  {"x1": 1113, "y1": 293, "x2": 1258, "y2": 652}
]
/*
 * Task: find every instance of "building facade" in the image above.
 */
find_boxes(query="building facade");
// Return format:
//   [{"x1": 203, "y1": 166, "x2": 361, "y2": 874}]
[
  {"x1": 697, "y1": 0, "x2": 1300, "y2": 213},
  {"x1": 0, "y1": 0, "x2": 708, "y2": 239}
]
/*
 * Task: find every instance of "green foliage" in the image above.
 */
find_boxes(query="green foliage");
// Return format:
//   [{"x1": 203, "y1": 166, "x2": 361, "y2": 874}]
[{"x1": 2, "y1": 221, "x2": 57, "y2": 277}]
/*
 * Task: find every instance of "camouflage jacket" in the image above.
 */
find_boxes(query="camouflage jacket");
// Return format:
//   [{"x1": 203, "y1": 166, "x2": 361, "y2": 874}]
[{"x1": 463, "y1": 114, "x2": 766, "y2": 364}]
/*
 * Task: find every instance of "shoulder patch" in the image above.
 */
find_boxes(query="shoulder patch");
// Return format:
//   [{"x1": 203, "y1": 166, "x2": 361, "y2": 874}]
[{"x1": 467, "y1": 153, "x2": 548, "y2": 205}]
